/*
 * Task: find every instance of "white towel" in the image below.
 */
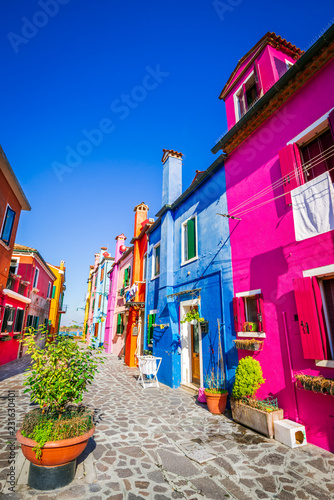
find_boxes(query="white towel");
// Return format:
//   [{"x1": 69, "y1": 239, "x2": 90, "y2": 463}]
[{"x1": 291, "y1": 171, "x2": 334, "y2": 241}]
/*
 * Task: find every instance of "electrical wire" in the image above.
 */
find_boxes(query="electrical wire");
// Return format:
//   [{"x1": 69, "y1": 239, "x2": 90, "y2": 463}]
[
  {"x1": 229, "y1": 148, "x2": 334, "y2": 218},
  {"x1": 229, "y1": 145, "x2": 334, "y2": 215}
]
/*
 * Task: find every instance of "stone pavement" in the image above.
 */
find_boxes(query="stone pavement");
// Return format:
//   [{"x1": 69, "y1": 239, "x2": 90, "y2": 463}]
[{"x1": 0, "y1": 354, "x2": 333, "y2": 500}]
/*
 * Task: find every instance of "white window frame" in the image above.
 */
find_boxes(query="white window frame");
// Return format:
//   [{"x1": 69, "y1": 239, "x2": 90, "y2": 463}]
[
  {"x1": 181, "y1": 215, "x2": 198, "y2": 266},
  {"x1": 235, "y1": 289, "x2": 266, "y2": 338},
  {"x1": 47, "y1": 281, "x2": 51, "y2": 298},
  {"x1": 151, "y1": 242, "x2": 161, "y2": 280},
  {"x1": 287, "y1": 108, "x2": 334, "y2": 147},
  {"x1": 33, "y1": 268, "x2": 39, "y2": 289},
  {"x1": 303, "y1": 264, "x2": 334, "y2": 368},
  {"x1": 9, "y1": 257, "x2": 19, "y2": 275},
  {"x1": 233, "y1": 71, "x2": 255, "y2": 122},
  {"x1": 142, "y1": 253, "x2": 147, "y2": 281}
]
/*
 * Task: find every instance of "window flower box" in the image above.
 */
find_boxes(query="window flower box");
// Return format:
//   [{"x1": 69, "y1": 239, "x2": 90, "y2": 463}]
[
  {"x1": 295, "y1": 373, "x2": 334, "y2": 396},
  {"x1": 233, "y1": 339, "x2": 264, "y2": 351},
  {"x1": 0, "y1": 335, "x2": 12, "y2": 342}
]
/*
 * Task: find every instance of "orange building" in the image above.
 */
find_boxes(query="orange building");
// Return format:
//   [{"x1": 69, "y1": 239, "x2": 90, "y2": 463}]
[{"x1": 124, "y1": 203, "x2": 153, "y2": 367}]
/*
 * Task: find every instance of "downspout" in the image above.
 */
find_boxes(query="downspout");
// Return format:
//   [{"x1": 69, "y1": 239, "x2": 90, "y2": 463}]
[
  {"x1": 143, "y1": 234, "x2": 150, "y2": 352},
  {"x1": 219, "y1": 269, "x2": 228, "y2": 391},
  {"x1": 282, "y1": 311, "x2": 300, "y2": 422}
]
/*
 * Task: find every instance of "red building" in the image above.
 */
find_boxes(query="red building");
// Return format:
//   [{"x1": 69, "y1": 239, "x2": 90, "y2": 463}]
[{"x1": 0, "y1": 146, "x2": 31, "y2": 365}]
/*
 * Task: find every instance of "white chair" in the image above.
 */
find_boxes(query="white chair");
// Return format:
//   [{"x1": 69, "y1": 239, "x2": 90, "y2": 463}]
[{"x1": 136, "y1": 355, "x2": 162, "y2": 389}]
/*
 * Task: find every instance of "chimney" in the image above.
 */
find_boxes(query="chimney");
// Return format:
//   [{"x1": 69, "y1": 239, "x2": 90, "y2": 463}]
[
  {"x1": 115, "y1": 234, "x2": 126, "y2": 262},
  {"x1": 133, "y1": 202, "x2": 149, "y2": 237},
  {"x1": 161, "y1": 149, "x2": 183, "y2": 206}
]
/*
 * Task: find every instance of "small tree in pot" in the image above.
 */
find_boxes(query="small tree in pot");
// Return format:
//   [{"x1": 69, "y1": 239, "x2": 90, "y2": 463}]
[
  {"x1": 231, "y1": 356, "x2": 283, "y2": 438},
  {"x1": 16, "y1": 326, "x2": 105, "y2": 490}
]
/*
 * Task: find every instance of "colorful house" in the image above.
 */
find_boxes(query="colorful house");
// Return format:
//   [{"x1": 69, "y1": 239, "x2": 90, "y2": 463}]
[
  {"x1": 124, "y1": 203, "x2": 153, "y2": 367},
  {"x1": 86, "y1": 253, "x2": 100, "y2": 344},
  {"x1": 92, "y1": 247, "x2": 114, "y2": 346},
  {"x1": 144, "y1": 149, "x2": 238, "y2": 390},
  {"x1": 47, "y1": 260, "x2": 66, "y2": 339},
  {"x1": 83, "y1": 265, "x2": 94, "y2": 340},
  {"x1": 11, "y1": 245, "x2": 56, "y2": 352},
  {"x1": 105, "y1": 238, "x2": 133, "y2": 358},
  {"x1": 0, "y1": 146, "x2": 31, "y2": 365},
  {"x1": 212, "y1": 27, "x2": 334, "y2": 451}
]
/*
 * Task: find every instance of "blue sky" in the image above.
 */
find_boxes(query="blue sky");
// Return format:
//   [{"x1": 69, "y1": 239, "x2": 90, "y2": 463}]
[{"x1": 1, "y1": 0, "x2": 333, "y2": 325}]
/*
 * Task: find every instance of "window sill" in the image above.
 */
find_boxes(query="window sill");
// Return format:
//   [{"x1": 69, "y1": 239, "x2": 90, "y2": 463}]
[
  {"x1": 315, "y1": 359, "x2": 334, "y2": 368},
  {"x1": 0, "y1": 239, "x2": 11, "y2": 250},
  {"x1": 151, "y1": 274, "x2": 160, "y2": 281},
  {"x1": 237, "y1": 331, "x2": 266, "y2": 338},
  {"x1": 181, "y1": 256, "x2": 198, "y2": 267}
]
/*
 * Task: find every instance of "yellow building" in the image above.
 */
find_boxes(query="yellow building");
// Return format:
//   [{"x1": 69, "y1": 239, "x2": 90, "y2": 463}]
[
  {"x1": 47, "y1": 261, "x2": 66, "y2": 338},
  {"x1": 83, "y1": 265, "x2": 94, "y2": 340}
]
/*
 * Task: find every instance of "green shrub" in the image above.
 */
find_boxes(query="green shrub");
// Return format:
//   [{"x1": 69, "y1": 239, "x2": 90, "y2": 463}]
[{"x1": 232, "y1": 356, "x2": 265, "y2": 399}]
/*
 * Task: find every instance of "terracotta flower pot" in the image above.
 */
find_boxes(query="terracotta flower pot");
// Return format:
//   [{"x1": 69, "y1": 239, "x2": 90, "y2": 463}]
[
  {"x1": 204, "y1": 391, "x2": 228, "y2": 414},
  {"x1": 16, "y1": 426, "x2": 95, "y2": 467}
]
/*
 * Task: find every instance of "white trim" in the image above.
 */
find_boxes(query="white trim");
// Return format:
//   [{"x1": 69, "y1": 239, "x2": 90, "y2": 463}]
[
  {"x1": 180, "y1": 301, "x2": 202, "y2": 386},
  {"x1": 237, "y1": 331, "x2": 266, "y2": 338},
  {"x1": 315, "y1": 360, "x2": 334, "y2": 368},
  {"x1": 2, "y1": 289, "x2": 31, "y2": 304},
  {"x1": 151, "y1": 242, "x2": 161, "y2": 279},
  {"x1": 180, "y1": 298, "x2": 200, "y2": 307},
  {"x1": 181, "y1": 215, "x2": 198, "y2": 265},
  {"x1": 10, "y1": 257, "x2": 20, "y2": 274},
  {"x1": 287, "y1": 108, "x2": 334, "y2": 146},
  {"x1": 303, "y1": 264, "x2": 334, "y2": 278},
  {"x1": 233, "y1": 71, "x2": 255, "y2": 122},
  {"x1": 149, "y1": 309, "x2": 157, "y2": 315},
  {"x1": 235, "y1": 289, "x2": 261, "y2": 298}
]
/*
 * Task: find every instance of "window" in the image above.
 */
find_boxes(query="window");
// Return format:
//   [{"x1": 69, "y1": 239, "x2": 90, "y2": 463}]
[
  {"x1": 300, "y1": 129, "x2": 334, "y2": 183},
  {"x1": 278, "y1": 110, "x2": 334, "y2": 205},
  {"x1": 98, "y1": 294, "x2": 102, "y2": 309},
  {"x1": 147, "y1": 313, "x2": 156, "y2": 346},
  {"x1": 234, "y1": 71, "x2": 259, "y2": 122},
  {"x1": 182, "y1": 217, "x2": 197, "y2": 263},
  {"x1": 100, "y1": 266, "x2": 105, "y2": 282},
  {"x1": 1, "y1": 206, "x2": 16, "y2": 246},
  {"x1": 33, "y1": 316, "x2": 39, "y2": 330},
  {"x1": 294, "y1": 275, "x2": 334, "y2": 361},
  {"x1": 124, "y1": 266, "x2": 131, "y2": 287},
  {"x1": 142, "y1": 253, "x2": 147, "y2": 281},
  {"x1": 233, "y1": 292, "x2": 266, "y2": 335},
  {"x1": 1, "y1": 306, "x2": 15, "y2": 333},
  {"x1": 152, "y1": 244, "x2": 160, "y2": 278},
  {"x1": 33, "y1": 268, "x2": 39, "y2": 288},
  {"x1": 117, "y1": 313, "x2": 124, "y2": 335},
  {"x1": 47, "y1": 282, "x2": 51, "y2": 298},
  {"x1": 26, "y1": 315, "x2": 33, "y2": 329},
  {"x1": 9, "y1": 258, "x2": 19, "y2": 275},
  {"x1": 14, "y1": 308, "x2": 24, "y2": 333}
]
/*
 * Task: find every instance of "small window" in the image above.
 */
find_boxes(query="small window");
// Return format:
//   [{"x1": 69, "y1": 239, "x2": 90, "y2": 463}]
[
  {"x1": 33, "y1": 316, "x2": 39, "y2": 330},
  {"x1": 1, "y1": 206, "x2": 16, "y2": 246},
  {"x1": 153, "y1": 244, "x2": 160, "y2": 278},
  {"x1": 182, "y1": 217, "x2": 197, "y2": 263},
  {"x1": 124, "y1": 266, "x2": 131, "y2": 287},
  {"x1": 233, "y1": 293, "x2": 266, "y2": 334},
  {"x1": 100, "y1": 267, "x2": 105, "y2": 282},
  {"x1": 300, "y1": 129, "x2": 334, "y2": 183},
  {"x1": 33, "y1": 268, "x2": 39, "y2": 288},
  {"x1": 14, "y1": 309, "x2": 24, "y2": 333},
  {"x1": 47, "y1": 282, "x2": 51, "y2": 298},
  {"x1": 1, "y1": 306, "x2": 15, "y2": 333},
  {"x1": 98, "y1": 294, "x2": 102, "y2": 309},
  {"x1": 9, "y1": 258, "x2": 19, "y2": 275},
  {"x1": 234, "y1": 71, "x2": 258, "y2": 122},
  {"x1": 142, "y1": 253, "x2": 147, "y2": 281}
]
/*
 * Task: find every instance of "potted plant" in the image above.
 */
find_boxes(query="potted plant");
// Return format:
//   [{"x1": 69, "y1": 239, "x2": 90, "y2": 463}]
[
  {"x1": 180, "y1": 309, "x2": 205, "y2": 325},
  {"x1": 242, "y1": 322, "x2": 258, "y2": 333},
  {"x1": 231, "y1": 356, "x2": 283, "y2": 438},
  {"x1": 16, "y1": 326, "x2": 104, "y2": 490},
  {"x1": 204, "y1": 368, "x2": 228, "y2": 414}
]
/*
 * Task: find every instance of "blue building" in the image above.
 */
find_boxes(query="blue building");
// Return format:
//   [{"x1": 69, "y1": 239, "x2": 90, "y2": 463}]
[
  {"x1": 144, "y1": 149, "x2": 238, "y2": 391},
  {"x1": 92, "y1": 247, "x2": 114, "y2": 346}
]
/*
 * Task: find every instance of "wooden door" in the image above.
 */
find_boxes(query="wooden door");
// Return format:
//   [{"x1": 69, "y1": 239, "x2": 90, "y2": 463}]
[{"x1": 191, "y1": 323, "x2": 200, "y2": 386}]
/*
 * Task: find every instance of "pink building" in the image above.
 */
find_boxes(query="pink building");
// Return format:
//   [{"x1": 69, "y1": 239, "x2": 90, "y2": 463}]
[
  {"x1": 212, "y1": 28, "x2": 334, "y2": 452},
  {"x1": 86, "y1": 253, "x2": 100, "y2": 344},
  {"x1": 105, "y1": 236, "x2": 133, "y2": 358}
]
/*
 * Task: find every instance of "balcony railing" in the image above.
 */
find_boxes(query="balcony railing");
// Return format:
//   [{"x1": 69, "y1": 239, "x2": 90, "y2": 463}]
[{"x1": 59, "y1": 304, "x2": 68, "y2": 314}]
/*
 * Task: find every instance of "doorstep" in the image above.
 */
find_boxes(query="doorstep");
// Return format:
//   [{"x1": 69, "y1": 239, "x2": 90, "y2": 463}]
[{"x1": 180, "y1": 383, "x2": 199, "y2": 396}]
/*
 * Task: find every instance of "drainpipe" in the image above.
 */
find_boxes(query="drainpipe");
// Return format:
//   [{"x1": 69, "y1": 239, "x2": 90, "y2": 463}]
[{"x1": 282, "y1": 311, "x2": 300, "y2": 422}]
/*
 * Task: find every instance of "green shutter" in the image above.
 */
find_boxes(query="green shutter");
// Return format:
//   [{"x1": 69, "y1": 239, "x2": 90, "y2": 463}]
[
  {"x1": 52, "y1": 285, "x2": 56, "y2": 299},
  {"x1": 187, "y1": 218, "x2": 196, "y2": 260},
  {"x1": 147, "y1": 313, "x2": 155, "y2": 345},
  {"x1": 117, "y1": 314, "x2": 123, "y2": 334},
  {"x1": 124, "y1": 268, "x2": 128, "y2": 287},
  {"x1": 127, "y1": 266, "x2": 131, "y2": 285}
]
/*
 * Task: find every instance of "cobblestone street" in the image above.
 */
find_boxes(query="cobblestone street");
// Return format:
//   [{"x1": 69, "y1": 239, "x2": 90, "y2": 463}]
[{"x1": 0, "y1": 354, "x2": 333, "y2": 499}]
